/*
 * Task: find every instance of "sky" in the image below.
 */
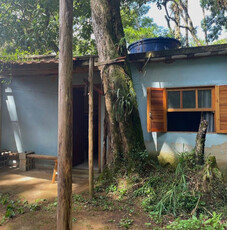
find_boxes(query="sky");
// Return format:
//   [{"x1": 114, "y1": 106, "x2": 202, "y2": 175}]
[{"x1": 148, "y1": 0, "x2": 227, "y2": 41}]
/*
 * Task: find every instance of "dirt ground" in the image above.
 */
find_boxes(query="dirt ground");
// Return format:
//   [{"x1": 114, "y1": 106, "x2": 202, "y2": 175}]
[
  {"x1": 0, "y1": 167, "x2": 90, "y2": 203},
  {"x1": 0, "y1": 167, "x2": 153, "y2": 230}
]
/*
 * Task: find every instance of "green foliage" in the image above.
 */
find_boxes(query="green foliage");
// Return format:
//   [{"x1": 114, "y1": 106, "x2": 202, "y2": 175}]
[
  {"x1": 106, "y1": 184, "x2": 118, "y2": 193},
  {"x1": 0, "y1": 49, "x2": 44, "y2": 84},
  {"x1": 166, "y1": 212, "x2": 227, "y2": 230},
  {"x1": 113, "y1": 88, "x2": 135, "y2": 122},
  {"x1": 0, "y1": 0, "x2": 167, "y2": 55},
  {"x1": 131, "y1": 155, "x2": 204, "y2": 217},
  {"x1": 212, "y1": 39, "x2": 227, "y2": 45},
  {"x1": 95, "y1": 149, "x2": 226, "y2": 228},
  {"x1": 153, "y1": 156, "x2": 202, "y2": 216},
  {"x1": 119, "y1": 217, "x2": 134, "y2": 229},
  {"x1": 43, "y1": 200, "x2": 57, "y2": 211},
  {"x1": 72, "y1": 194, "x2": 85, "y2": 203},
  {"x1": 121, "y1": 2, "x2": 170, "y2": 44},
  {"x1": 0, "y1": 0, "x2": 59, "y2": 53},
  {"x1": 200, "y1": 0, "x2": 227, "y2": 42},
  {"x1": 72, "y1": 217, "x2": 77, "y2": 222},
  {"x1": 0, "y1": 193, "x2": 45, "y2": 225}
]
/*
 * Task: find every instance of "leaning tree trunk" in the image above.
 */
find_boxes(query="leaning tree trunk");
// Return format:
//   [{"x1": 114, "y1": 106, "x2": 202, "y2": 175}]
[
  {"x1": 90, "y1": 0, "x2": 145, "y2": 165},
  {"x1": 195, "y1": 120, "x2": 208, "y2": 165}
]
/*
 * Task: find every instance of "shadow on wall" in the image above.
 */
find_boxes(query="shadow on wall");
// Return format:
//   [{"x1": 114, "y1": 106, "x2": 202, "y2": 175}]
[
  {"x1": 147, "y1": 132, "x2": 194, "y2": 167},
  {"x1": 5, "y1": 87, "x2": 24, "y2": 152}
]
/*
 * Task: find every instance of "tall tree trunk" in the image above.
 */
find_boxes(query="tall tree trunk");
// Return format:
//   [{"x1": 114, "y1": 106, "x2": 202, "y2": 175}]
[
  {"x1": 202, "y1": 6, "x2": 208, "y2": 45},
  {"x1": 57, "y1": 0, "x2": 73, "y2": 229},
  {"x1": 185, "y1": 0, "x2": 189, "y2": 47},
  {"x1": 90, "y1": 0, "x2": 145, "y2": 165}
]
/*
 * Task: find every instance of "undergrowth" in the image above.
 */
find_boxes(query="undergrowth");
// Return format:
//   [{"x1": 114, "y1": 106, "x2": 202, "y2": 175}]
[
  {"x1": 0, "y1": 193, "x2": 46, "y2": 225},
  {"x1": 96, "y1": 149, "x2": 227, "y2": 228}
]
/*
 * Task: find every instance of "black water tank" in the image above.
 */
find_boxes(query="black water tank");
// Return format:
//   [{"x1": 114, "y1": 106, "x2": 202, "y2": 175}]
[{"x1": 128, "y1": 37, "x2": 181, "y2": 53}]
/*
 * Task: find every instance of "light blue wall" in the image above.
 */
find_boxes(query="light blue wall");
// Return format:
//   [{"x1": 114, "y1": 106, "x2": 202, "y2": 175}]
[
  {"x1": 131, "y1": 56, "x2": 227, "y2": 175},
  {"x1": 1, "y1": 76, "x2": 58, "y2": 156},
  {"x1": 1, "y1": 72, "x2": 102, "y2": 157}
]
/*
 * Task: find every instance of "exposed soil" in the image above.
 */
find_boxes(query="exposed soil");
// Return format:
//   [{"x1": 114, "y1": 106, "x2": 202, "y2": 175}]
[
  {"x1": 2, "y1": 207, "x2": 152, "y2": 230},
  {"x1": 0, "y1": 167, "x2": 155, "y2": 230}
]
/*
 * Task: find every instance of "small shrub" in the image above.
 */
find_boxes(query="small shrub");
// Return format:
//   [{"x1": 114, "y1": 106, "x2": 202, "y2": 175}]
[
  {"x1": 119, "y1": 218, "x2": 134, "y2": 229},
  {"x1": 165, "y1": 212, "x2": 227, "y2": 230},
  {"x1": 106, "y1": 184, "x2": 117, "y2": 194}
]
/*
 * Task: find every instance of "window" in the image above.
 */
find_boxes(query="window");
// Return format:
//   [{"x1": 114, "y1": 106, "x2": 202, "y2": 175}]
[
  {"x1": 167, "y1": 87, "x2": 214, "y2": 132},
  {"x1": 147, "y1": 86, "x2": 227, "y2": 133}
]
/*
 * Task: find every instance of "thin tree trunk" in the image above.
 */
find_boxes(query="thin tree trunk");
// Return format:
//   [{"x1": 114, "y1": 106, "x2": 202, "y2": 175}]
[
  {"x1": 178, "y1": 0, "x2": 202, "y2": 46},
  {"x1": 202, "y1": 6, "x2": 208, "y2": 45},
  {"x1": 88, "y1": 57, "x2": 94, "y2": 198},
  {"x1": 165, "y1": 15, "x2": 174, "y2": 35},
  {"x1": 195, "y1": 120, "x2": 208, "y2": 165},
  {"x1": 91, "y1": 0, "x2": 145, "y2": 165},
  {"x1": 57, "y1": 0, "x2": 73, "y2": 229},
  {"x1": 185, "y1": 0, "x2": 189, "y2": 47},
  {"x1": 173, "y1": 3, "x2": 181, "y2": 40}
]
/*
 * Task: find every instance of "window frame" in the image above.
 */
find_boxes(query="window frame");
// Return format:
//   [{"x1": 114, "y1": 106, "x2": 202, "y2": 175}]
[
  {"x1": 166, "y1": 86, "x2": 215, "y2": 112},
  {"x1": 147, "y1": 85, "x2": 227, "y2": 133}
]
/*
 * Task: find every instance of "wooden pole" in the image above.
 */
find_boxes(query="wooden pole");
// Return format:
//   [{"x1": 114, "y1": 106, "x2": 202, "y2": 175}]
[
  {"x1": 0, "y1": 84, "x2": 2, "y2": 150},
  {"x1": 88, "y1": 57, "x2": 94, "y2": 198},
  {"x1": 57, "y1": 0, "x2": 73, "y2": 229}
]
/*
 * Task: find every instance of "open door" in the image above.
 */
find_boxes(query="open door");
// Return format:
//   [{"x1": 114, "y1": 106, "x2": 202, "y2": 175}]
[
  {"x1": 73, "y1": 87, "x2": 99, "y2": 168},
  {"x1": 73, "y1": 88, "x2": 85, "y2": 166}
]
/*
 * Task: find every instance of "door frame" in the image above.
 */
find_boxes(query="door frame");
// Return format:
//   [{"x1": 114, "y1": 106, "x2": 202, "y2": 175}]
[{"x1": 72, "y1": 84, "x2": 102, "y2": 171}]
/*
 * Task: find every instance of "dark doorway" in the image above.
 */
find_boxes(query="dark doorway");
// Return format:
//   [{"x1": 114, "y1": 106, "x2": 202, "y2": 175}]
[{"x1": 72, "y1": 87, "x2": 99, "y2": 168}]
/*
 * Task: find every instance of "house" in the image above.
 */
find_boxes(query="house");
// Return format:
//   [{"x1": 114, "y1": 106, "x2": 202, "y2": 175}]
[
  {"x1": 0, "y1": 56, "x2": 105, "y2": 170},
  {"x1": 1, "y1": 44, "x2": 227, "y2": 180}
]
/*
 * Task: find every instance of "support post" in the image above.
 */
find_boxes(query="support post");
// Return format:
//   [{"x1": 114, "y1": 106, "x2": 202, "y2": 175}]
[
  {"x1": 19, "y1": 152, "x2": 34, "y2": 171},
  {"x1": 88, "y1": 57, "x2": 94, "y2": 198},
  {"x1": 57, "y1": 0, "x2": 73, "y2": 229}
]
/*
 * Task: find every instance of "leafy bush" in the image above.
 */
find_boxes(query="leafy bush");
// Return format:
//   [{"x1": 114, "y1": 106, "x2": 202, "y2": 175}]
[{"x1": 166, "y1": 213, "x2": 227, "y2": 230}]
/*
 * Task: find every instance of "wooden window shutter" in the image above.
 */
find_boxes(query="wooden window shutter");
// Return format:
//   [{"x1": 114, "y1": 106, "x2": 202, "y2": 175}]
[
  {"x1": 215, "y1": 85, "x2": 227, "y2": 133},
  {"x1": 147, "y1": 88, "x2": 167, "y2": 132}
]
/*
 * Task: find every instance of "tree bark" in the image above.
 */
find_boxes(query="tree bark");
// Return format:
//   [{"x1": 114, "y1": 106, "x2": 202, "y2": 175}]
[
  {"x1": 57, "y1": 0, "x2": 73, "y2": 229},
  {"x1": 195, "y1": 120, "x2": 208, "y2": 165},
  {"x1": 91, "y1": 0, "x2": 145, "y2": 165},
  {"x1": 185, "y1": 0, "x2": 189, "y2": 47},
  {"x1": 173, "y1": 3, "x2": 181, "y2": 40}
]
